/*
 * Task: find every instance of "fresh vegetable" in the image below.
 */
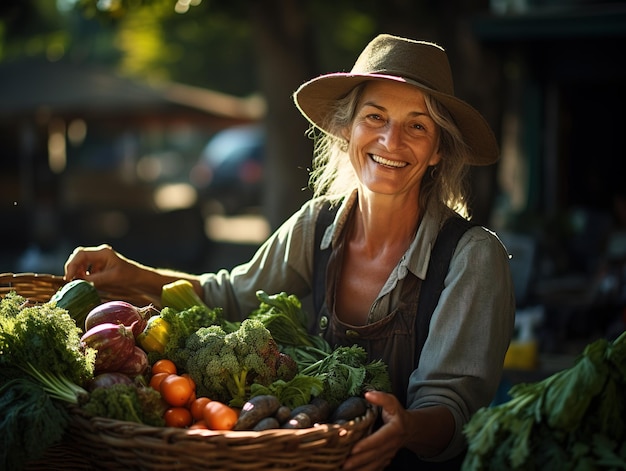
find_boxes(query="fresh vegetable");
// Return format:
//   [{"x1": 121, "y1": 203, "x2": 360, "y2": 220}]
[
  {"x1": 248, "y1": 290, "x2": 317, "y2": 347},
  {"x1": 182, "y1": 319, "x2": 298, "y2": 407},
  {"x1": 233, "y1": 394, "x2": 281, "y2": 431},
  {"x1": 137, "y1": 315, "x2": 169, "y2": 354},
  {"x1": 1, "y1": 369, "x2": 71, "y2": 471},
  {"x1": 164, "y1": 407, "x2": 193, "y2": 428},
  {"x1": 50, "y1": 279, "x2": 101, "y2": 330},
  {"x1": 203, "y1": 400, "x2": 239, "y2": 430},
  {"x1": 0, "y1": 292, "x2": 95, "y2": 403},
  {"x1": 462, "y1": 331, "x2": 626, "y2": 470},
  {"x1": 250, "y1": 373, "x2": 324, "y2": 409},
  {"x1": 161, "y1": 279, "x2": 210, "y2": 312},
  {"x1": 299, "y1": 344, "x2": 392, "y2": 409},
  {"x1": 87, "y1": 372, "x2": 134, "y2": 391},
  {"x1": 137, "y1": 304, "x2": 223, "y2": 365},
  {"x1": 80, "y1": 322, "x2": 136, "y2": 373},
  {"x1": 152, "y1": 358, "x2": 178, "y2": 376},
  {"x1": 253, "y1": 417, "x2": 280, "y2": 431},
  {"x1": 0, "y1": 292, "x2": 95, "y2": 470},
  {"x1": 85, "y1": 300, "x2": 153, "y2": 337},
  {"x1": 249, "y1": 291, "x2": 390, "y2": 409},
  {"x1": 116, "y1": 346, "x2": 149, "y2": 377},
  {"x1": 159, "y1": 374, "x2": 195, "y2": 407},
  {"x1": 274, "y1": 405, "x2": 292, "y2": 424},
  {"x1": 330, "y1": 396, "x2": 368, "y2": 422},
  {"x1": 149, "y1": 372, "x2": 170, "y2": 391},
  {"x1": 190, "y1": 397, "x2": 212, "y2": 421},
  {"x1": 290, "y1": 401, "x2": 330, "y2": 424},
  {"x1": 81, "y1": 382, "x2": 167, "y2": 426},
  {"x1": 282, "y1": 412, "x2": 312, "y2": 429}
]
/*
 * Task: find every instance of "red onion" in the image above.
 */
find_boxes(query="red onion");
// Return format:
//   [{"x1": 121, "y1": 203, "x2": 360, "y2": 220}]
[{"x1": 85, "y1": 301, "x2": 154, "y2": 338}]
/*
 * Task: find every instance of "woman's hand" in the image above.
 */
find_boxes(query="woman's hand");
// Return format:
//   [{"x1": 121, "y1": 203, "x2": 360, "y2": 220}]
[
  {"x1": 342, "y1": 390, "x2": 456, "y2": 470},
  {"x1": 64, "y1": 244, "x2": 141, "y2": 290},
  {"x1": 64, "y1": 244, "x2": 204, "y2": 300},
  {"x1": 342, "y1": 391, "x2": 408, "y2": 470}
]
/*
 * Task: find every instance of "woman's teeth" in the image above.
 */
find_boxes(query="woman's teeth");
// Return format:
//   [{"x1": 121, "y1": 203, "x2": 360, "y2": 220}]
[{"x1": 370, "y1": 154, "x2": 407, "y2": 168}]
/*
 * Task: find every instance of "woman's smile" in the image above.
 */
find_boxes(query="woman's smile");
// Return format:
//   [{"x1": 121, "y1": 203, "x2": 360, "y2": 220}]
[{"x1": 369, "y1": 154, "x2": 408, "y2": 168}]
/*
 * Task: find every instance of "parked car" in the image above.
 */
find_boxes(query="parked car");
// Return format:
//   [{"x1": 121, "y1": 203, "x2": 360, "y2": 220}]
[{"x1": 191, "y1": 124, "x2": 265, "y2": 214}]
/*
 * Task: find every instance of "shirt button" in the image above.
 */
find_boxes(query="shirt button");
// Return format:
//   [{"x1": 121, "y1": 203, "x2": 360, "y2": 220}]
[
  {"x1": 346, "y1": 329, "x2": 359, "y2": 338},
  {"x1": 319, "y1": 316, "x2": 328, "y2": 330}
]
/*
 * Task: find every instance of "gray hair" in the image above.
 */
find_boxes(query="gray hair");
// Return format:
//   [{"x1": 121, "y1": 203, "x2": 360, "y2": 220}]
[{"x1": 307, "y1": 82, "x2": 471, "y2": 217}]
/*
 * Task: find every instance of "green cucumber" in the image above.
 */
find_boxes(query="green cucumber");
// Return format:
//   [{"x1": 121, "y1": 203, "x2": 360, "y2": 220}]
[{"x1": 50, "y1": 279, "x2": 101, "y2": 330}]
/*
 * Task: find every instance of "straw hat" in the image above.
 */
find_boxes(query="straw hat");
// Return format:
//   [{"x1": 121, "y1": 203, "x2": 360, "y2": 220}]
[{"x1": 293, "y1": 34, "x2": 499, "y2": 166}]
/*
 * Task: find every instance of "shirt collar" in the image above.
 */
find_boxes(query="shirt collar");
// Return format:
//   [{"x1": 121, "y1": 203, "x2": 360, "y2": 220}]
[{"x1": 321, "y1": 190, "x2": 456, "y2": 281}]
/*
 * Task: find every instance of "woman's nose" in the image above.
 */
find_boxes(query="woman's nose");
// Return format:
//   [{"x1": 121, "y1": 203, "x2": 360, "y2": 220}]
[{"x1": 379, "y1": 122, "x2": 404, "y2": 150}]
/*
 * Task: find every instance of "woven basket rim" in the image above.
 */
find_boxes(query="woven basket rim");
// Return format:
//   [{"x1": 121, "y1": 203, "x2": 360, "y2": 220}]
[{"x1": 0, "y1": 272, "x2": 161, "y2": 308}]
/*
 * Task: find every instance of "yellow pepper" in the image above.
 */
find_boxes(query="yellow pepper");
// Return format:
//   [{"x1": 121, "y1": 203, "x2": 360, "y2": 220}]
[
  {"x1": 161, "y1": 279, "x2": 209, "y2": 312},
  {"x1": 137, "y1": 316, "x2": 171, "y2": 354}
]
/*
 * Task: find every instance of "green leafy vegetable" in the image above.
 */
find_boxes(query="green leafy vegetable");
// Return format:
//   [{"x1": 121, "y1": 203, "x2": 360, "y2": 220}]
[
  {"x1": 249, "y1": 290, "x2": 316, "y2": 347},
  {"x1": 0, "y1": 292, "x2": 95, "y2": 403},
  {"x1": 0, "y1": 368, "x2": 71, "y2": 471},
  {"x1": 250, "y1": 374, "x2": 324, "y2": 409},
  {"x1": 300, "y1": 344, "x2": 392, "y2": 409},
  {"x1": 462, "y1": 331, "x2": 626, "y2": 470}
]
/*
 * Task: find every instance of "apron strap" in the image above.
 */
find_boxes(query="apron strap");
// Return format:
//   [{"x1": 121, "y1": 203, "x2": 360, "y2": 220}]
[
  {"x1": 313, "y1": 200, "x2": 337, "y2": 318},
  {"x1": 414, "y1": 216, "x2": 477, "y2": 365}
]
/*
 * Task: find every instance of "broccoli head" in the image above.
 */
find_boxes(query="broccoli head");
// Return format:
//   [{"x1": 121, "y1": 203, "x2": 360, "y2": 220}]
[
  {"x1": 82, "y1": 383, "x2": 166, "y2": 426},
  {"x1": 149, "y1": 305, "x2": 223, "y2": 367},
  {"x1": 182, "y1": 319, "x2": 297, "y2": 407}
]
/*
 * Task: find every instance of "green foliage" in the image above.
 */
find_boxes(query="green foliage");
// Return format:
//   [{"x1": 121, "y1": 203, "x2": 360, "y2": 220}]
[
  {"x1": 462, "y1": 331, "x2": 626, "y2": 470},
  {"x1": 182, "y1": 318, "x2": 298, "y2": 407},
  {"x1": 82, "y1": 383, "x2": 166, "y2": 427},
  {"x1": 0, "y1": 369, "x2": 71, "y2": 471},
  {"x1": 300, "y1": 344, "x2": 392, "y2": 409},
  {"x1": 250, "y1": 291, "x2": 391, "y2": 409},
  {"x1": 0, "y1": 292, "x2": 95, "y2": 403},
  {"x1": 250, "y1": 374, "x2": 324, "y2": 410},
  {"x1": 249, "y1": 290, "x2": 313, "y2": 347}
]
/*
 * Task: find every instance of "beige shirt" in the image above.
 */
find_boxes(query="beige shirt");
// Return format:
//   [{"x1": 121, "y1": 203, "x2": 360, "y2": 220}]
[{"x1": 201, "y1": 191, "x2": 515, "y2": 460}]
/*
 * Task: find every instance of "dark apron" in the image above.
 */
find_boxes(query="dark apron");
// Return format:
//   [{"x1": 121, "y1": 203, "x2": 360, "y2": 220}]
[{"x1": 312, "y1": 227, "x2": 466, "y2": 470}]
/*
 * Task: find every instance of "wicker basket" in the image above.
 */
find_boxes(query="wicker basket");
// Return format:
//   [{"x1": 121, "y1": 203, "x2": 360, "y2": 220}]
[
  {"x1": 2, "y1": 273, "x2": 377, "y2": 470},
  {"x1": 0, "y1": 272, "x2": 160, "y2": 308}
]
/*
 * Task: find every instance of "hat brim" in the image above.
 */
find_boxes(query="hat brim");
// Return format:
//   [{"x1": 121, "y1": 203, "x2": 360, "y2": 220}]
[{"x1": 294, "y1": 73, "x2": 499, "y2": 166}]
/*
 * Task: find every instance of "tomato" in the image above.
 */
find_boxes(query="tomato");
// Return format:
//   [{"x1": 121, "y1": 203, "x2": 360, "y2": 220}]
[
  {"x1": 152, "y1": 359, "x2": 177, "y2": 376},
  {"x1": 181, "y1": 373, "x2": 196, "y2": 391},
  {"x1": 189, "y1": 419, "x2": 208, "y2": 430},
  {"x1": 149, "y1": 372, "x2": 171, "y2": 391},
  {"x1": 203, "y1": 400, "x2": 238, "y2": 431},
  {"x1": 160, "y1": 374, "x2": 195, "y2": 407},
  {"x1": 190, "y1": 397, "x2": 212, "y2": 421},
  {"x1": 164, "y1": 407, "x2": 193, "y2": 428}
]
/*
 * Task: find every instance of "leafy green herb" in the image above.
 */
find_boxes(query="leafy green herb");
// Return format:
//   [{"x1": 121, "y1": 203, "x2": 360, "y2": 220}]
[
  {"x1": 249, "y1": 291, "x2": 316, "y2": 347},
  {"x1": 0, "y1": 292, "x2": 95, "y2": 403},
  {"x1": 462, "y1": 331, "x2": 626, "y2": 470},
  {"x1": 0, "y1": 369, "x2": 71, "y2": 471},
  {"x1": 300, "y1": 344, "x2": 392, "y2": 409}
]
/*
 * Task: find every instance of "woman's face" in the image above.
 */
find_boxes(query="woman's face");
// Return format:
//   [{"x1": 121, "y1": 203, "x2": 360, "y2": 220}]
[{"x1": 343, "y1": 80, "x2": 441, "y2": 199}]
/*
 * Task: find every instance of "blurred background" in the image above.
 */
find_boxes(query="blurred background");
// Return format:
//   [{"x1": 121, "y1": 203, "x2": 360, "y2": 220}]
[{"x1": 1, "y1": 0, "x2": 625, "y2": 363}]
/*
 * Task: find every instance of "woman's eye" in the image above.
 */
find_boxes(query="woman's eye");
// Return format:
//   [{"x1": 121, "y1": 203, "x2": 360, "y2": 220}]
[{"x1": 366, "y1": 113, "x2": 383, "y2": 121}]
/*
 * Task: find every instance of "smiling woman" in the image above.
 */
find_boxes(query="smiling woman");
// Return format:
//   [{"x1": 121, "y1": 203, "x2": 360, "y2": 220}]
[{"x1": 64, "y1": 34, "x2": 514, "y2": 471}]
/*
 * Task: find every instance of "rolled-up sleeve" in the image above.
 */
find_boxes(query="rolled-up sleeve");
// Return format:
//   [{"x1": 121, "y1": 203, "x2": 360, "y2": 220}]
[
  {"x1": 407, "y1": 226, "x2": 516, "y2": 461},
  {"x1": 199, "y1": 198, "x2": 325, "y2": 321}
]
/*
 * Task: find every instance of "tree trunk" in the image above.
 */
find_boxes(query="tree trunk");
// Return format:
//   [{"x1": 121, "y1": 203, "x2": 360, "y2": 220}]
[{"x1": 248, "y1": 0, "x2": 318, "y2": 230}]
